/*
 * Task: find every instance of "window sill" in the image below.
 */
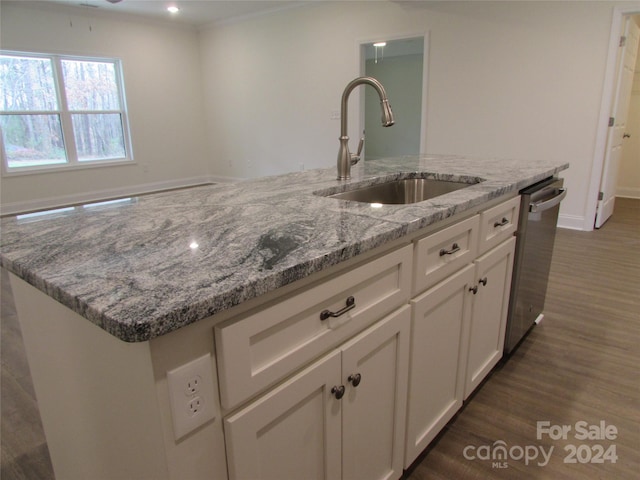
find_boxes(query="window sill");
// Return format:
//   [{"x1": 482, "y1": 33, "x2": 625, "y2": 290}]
[{"x1": 1, "y1": 158, "x2": 136, "y2": 177}]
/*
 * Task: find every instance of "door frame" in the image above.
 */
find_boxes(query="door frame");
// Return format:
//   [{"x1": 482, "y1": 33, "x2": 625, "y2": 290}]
[
  {"x1": 356, "y1": 32, "x2": 429, "y2": 154},
  {"x1": 587, "y1": 7, "x2": 640, "y2": 231}
]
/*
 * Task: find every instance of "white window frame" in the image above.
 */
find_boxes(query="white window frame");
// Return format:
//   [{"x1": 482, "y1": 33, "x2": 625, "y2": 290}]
[{"x1": 0, "y1": 50, "x2": 134, "y2": 176}]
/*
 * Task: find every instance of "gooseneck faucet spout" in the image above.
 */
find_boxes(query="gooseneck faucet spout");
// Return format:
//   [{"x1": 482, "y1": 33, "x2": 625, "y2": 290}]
[{"x1": 337, "y1": 76, "x2": 394, "y2": 180}]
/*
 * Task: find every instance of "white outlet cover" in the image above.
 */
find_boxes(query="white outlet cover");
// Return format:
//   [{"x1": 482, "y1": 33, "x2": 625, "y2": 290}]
[{"x1": 167, "y1": 353, "x2": 216, "y2": 440}]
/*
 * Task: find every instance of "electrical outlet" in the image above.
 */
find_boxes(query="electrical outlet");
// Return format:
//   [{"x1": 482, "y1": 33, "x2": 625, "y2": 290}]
[
  {"x1": 167, "y1": 354, "x2": 216, "y2": 440},
  {"x1": 188, "y1": 396, "x2": 202, "y2": 416},
  {"x1": 185, "y1": 375, "x2": 201, "y2": 396}
]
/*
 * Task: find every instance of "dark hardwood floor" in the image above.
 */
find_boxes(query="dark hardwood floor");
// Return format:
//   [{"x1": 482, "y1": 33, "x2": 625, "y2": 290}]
[{"x1": 1, "y1": 199, "x2": 638, "y2": 480}]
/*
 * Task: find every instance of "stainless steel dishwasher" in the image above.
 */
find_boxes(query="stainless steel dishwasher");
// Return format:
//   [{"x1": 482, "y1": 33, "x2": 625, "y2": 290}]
[{"x1": 505, "y1": 177, "x2": 566, "y2": 354}]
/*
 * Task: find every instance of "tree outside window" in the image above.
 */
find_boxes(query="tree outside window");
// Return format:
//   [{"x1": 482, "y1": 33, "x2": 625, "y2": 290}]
[{"x1": 0, "y1": 52, "x2": 132, "y2": 173}]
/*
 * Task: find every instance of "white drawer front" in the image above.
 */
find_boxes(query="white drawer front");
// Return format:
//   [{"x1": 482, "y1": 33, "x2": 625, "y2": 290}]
[
  {"x1": 215, "y1": 245, "x2": 413, "y2": 410},
  {"x1": 413, "y1": 215, "x2": 479, "y2": 295},
  {"x1": 478, "y1": 196, "x2": 520, "y2": 255}
]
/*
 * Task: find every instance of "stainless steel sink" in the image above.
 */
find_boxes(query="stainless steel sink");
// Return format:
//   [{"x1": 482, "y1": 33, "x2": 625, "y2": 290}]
[{"x1": 327, "y1": 178, "x2": 478, "y2": 204}]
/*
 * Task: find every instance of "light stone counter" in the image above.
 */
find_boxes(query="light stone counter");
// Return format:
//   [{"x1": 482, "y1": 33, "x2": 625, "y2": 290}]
[{"x1": 0, "y1": 154, "x2": 568, "y2": 342}]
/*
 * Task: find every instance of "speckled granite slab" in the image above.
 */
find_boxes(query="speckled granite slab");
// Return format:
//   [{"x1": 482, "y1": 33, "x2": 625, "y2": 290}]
[{"x1": 0, "y1": 155, "x2": 568, "y2": 342}]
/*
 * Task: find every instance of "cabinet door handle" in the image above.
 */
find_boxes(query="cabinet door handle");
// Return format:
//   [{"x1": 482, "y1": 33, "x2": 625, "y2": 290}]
[
  {"x1": 439, "y1": 243, "x2": 460, "y2": 256},
  {"x1": 331, "y1": 385, "x2": 346, "y2": 399},
  {"x1": 494, "y1": 217, "x2": 509, "y2": 228},
  {"x1": 479, "y1": 277, "x2": 488, "y2": 286},
  {"x1": 469, "y1": 285, "x2": 478, "y2": 294},
  {"x1": 320, "y1": 296, "x2": 356, "y2": 321},
  {"x1": 348, "y1": 373, "x2": 362, "y2": 387}
]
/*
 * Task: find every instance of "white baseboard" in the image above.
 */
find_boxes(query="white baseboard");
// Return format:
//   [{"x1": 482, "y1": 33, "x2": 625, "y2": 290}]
[
  {"x1": 557, "y1": 194, "x2": 639, "y2": 231},
  {"x1": 0, "y1": 175, "x2": 242, "y2": 216},
  {"x1": 209, "y1": 174, "x2": 245, "y2": 183},
  {"x1": 557, "y1": 213, "x2": 587, "y2": 231},
  {"x1": 616, "y1": 187, "x2": 640, "y2": 199}
]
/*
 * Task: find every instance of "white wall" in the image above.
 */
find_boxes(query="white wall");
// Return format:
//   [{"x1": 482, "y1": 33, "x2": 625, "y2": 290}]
[
  {"x1": 199, "y1": 2, "x2": 357, "y2": 177},
  {"x1": 617, "y1": 15, "x2": 640, "y2": 199},
  {"x1": 0, "y1": 2, "x2": 210, "y2": 213},
  {"x1": 199, "y1": 0, "x2": 640, "y2": 229},
  {"x1": 3, "y1": 1, "x2": 639, "y2": 228}
]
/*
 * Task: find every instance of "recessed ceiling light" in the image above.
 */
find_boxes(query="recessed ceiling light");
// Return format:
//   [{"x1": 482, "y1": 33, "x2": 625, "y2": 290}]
[
  {"x1": 373, "y1": 42, "x2": 387, "y2": 47},
  {"x1": 167, "y1": 6, "x2": 180, "y2": 14}
]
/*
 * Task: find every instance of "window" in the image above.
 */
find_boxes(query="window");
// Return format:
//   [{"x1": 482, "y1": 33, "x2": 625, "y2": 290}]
[{"x1": 0, "y1": 51, "x2": 132, "y2": 174}]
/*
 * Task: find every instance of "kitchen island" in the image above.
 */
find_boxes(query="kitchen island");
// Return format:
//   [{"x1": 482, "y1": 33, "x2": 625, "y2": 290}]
[{"x1": 0, "y1": 155, "x2": 568, "y2": 480}]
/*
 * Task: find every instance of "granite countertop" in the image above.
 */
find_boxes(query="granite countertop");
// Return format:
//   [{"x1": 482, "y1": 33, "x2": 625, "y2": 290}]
[{"x1": 0, "y1": 155, "x2": 568, "y2": 342}]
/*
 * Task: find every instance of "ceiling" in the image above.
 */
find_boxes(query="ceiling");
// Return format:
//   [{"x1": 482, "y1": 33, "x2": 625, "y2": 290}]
[{"x1": 22, "y1": 0, "x2": 308, "y2": 27}]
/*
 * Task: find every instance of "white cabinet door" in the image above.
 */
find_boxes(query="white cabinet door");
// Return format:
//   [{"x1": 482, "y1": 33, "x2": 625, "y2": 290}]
[
  {"x1": 224, "y1": 350, "x2": 342, "y2": 480},
  {"x1": 405, "y1": 264, "x2": 475, "y2": 468},
  {"x1": 342, "y1": 306, "x2": 410, "y2": 480},
  {"x1": 224, "y1": 306, "x2": 410, "y2": 480},
  {"x1": 464, "y1": 237, "x2": 516, "y2": 399}
]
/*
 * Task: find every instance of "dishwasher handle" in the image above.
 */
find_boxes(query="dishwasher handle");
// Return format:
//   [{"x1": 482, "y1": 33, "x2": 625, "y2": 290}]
[{"x1": 529, "y1": 188, "x2": 567, "y2": 213}]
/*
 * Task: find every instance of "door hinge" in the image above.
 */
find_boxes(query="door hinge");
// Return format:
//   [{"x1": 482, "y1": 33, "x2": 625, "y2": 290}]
[
  {"x1": 609, "y1": 116, "x2": 615, "y2": 127},
  {"x1": 620, "y1": 35, "x2": 627, "y2": 47},
  {"x1": 598, "y1": 191, "x2": 604, "y2": 201}
]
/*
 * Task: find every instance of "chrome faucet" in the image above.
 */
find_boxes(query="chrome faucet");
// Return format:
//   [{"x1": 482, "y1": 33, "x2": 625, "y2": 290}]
[{"x1": 336, "y1": 76, "x2": 394, "y2": 180}]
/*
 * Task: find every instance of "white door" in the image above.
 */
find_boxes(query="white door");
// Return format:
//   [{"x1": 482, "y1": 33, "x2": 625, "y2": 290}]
[{"x1": 596, "y1": 17, "x2": 640, "y2": 228}]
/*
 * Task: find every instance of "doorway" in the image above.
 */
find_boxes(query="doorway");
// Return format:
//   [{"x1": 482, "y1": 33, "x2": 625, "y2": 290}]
[
  {"x1": 359, "y1": 35, "x2": 428, "y2": 160},
  {"x1": 591, "y1": 11, "x2": 640, "y2": 229},
  {"x1": 617, "y1": 20, "x2": 640, "y2": 200}
]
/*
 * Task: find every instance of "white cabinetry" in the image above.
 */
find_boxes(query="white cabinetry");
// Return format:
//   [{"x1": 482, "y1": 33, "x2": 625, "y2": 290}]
[
  {"x1": 464, "y1": 196, "x2": 519, "y2": 398},
  {"x1": 405, "y1": 264, "x2": 475, "y2": 465},
  {"x1": 413, "y1": 215, "x2": 479, "y2": 295},
  {"x1": 464, "y1": 236, "x2": 516, "y2": 399},
  {"x1": 224, "y1": 349, "x2": 342, "y2": 480},
  {"x1": 341, "y1": 307, "x2": 410, "y2": 480},
  {"x1": 224, "y1": 306, "x2": 410, "y2": 480},
  {"x1": 217, "y1": 196, "x2": 521, "y2": 477},
  {"x1": 215, "y1": 245, "x2": 412, "y2": 410},
  {"x1": 477, "y1": 195, "x2": 519, "y2": 253},
  {"x1": 404, "y1": 196, "x2": 519, "y2": 467}
]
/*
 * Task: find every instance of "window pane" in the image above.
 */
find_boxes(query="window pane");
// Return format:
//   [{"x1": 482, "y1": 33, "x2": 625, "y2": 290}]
[
  {"x1": 0, "y1": 114, "x2": 67, "y2": 167},
  {"x1": 62, "y1": 60, "x2": 121, "y2": 111},
  {"x1": 71, "y1": 113, "x2": 125, "y2": 161},
  {"x1": 0, "y1": 55, "x2": 58, "y2": 111}
]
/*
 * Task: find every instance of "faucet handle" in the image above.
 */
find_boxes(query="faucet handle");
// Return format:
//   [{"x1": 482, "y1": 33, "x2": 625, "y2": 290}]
[{"x1": 350, "y1": 137, "x2": 365, "y2": 165}]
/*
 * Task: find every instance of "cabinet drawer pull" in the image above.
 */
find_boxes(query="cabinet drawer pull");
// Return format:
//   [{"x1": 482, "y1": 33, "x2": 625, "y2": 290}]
[
  {"x1": 469, "y1": 285, "x2": 478, "y2": 295},
  {"x1": 348, "y1": 373, "x2": 362, "y2": 387},
  {"x1": 494, "y1": 217, "x2": 509, "y2": 228},
  {"x1": 331, "y1": 385, "x2": 346, "y2": 399},
  {"x1": 439, "y1": 243, "x2": 460, "y2": 256},
  {"x1": 320, "y1": 296, "x2": 356, "y2": 321},
  {"x1": 479, "y1": 277, "x2": 488, "y2": 286}
]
